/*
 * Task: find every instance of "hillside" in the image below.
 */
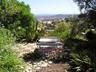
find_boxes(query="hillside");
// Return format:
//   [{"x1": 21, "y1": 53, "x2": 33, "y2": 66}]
[{"x1": 36, "y1": 14, "x2": 77, "y2": 21}]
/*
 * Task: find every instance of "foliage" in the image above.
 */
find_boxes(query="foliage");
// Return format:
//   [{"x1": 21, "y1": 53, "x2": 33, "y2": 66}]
[
  {"x1": 65, "y1": 15, "x2": 96, "y2": 40},
  {"x1": 65, "y1": 35, "x2": 96, "y2": 72},
  {"x1": 65, "y1": 14, "x2": 96, "y2": 72},
  {"x1": 73, "y1": 0, "x2": 96, "y2": 12},
  {"x1": 0, "y1": 28, "x2": 24, "y2": 72},
  {"x1": 73, "y1": 0, "x2": 96, "y2": 29},
  {"x1": 36, "y1": 22, "x2": 46, "y2": 38},
  {"x1": 0, "y1": 0, "x2": 37, "y2": 42},
  {"x1": 50, "y1": 21, "x2": 71, "y2": 42}
]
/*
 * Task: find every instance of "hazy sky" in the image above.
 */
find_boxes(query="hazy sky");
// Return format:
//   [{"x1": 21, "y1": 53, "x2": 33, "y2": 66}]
[{"x1": 21, "y1": 0, "x2": 80, "y2": 15}]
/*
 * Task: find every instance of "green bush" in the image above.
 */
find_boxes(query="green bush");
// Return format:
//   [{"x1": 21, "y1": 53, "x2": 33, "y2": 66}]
[
  {"x1": 0, "y1": 28, "x2": 15, "y2": 46},
  {"x1": 65, "y1": 38, "x2": 96, "y2": 72},
  {"x1": 0, "y1": 0, "x2": 37, "y2": 42},
  {"x1": 0, "y1": 28, "x2": 24, "y2": 72},
  {"x1": 50, "y1": 21, "x2": 71, "y2": 42}
]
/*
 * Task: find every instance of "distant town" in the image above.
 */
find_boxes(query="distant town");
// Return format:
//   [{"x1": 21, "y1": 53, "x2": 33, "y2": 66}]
[
  {"x1": 36, "y1": 14, "x2": 77, "y2": 32},
  {"x1": 36, "y1": 14, "x2": 77, "y2": 21}
]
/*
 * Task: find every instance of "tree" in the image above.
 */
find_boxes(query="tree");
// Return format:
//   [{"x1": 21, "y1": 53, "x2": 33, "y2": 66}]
[
  {"x1": 69, "y1": 1, "x2": 96, "y2": 71},
  {"x1": 50, "y1": 20, "x2": 71, "y2": 42},
  {"x1": 73, "y1": 0, "x2": 96, "y2": 29},
  {"x1": 73, "y1": 0, "x2": 96, "y2": 13},
  {"x1": 0, "y1": 0, "x2": 37, "y2": 42}
]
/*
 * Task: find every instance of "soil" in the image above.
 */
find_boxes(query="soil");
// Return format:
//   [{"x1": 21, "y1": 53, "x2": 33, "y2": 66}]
[
  {"x1": 37, "y1": 63, "x2": 70, "y2": 72},
  {"x1": 15, "y1": 43, "x2": 70, "y2": 72}
]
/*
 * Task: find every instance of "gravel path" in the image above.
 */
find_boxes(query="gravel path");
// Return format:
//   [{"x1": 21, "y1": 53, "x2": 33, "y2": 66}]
[
  {"x1": 15, "y1": 43, "x2": 37, "y2": 57},
  {"x1": 15, "y1": 43, "x2": 70, "y2": 72},
  {"x1": 37, "y1": 63, "x2": 70, "y2": 72}
]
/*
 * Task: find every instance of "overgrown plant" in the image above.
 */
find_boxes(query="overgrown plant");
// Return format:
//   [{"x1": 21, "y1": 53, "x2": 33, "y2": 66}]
[
  {"x1": 50, "y1": 21, "x2": 71, "y2": 42},
  {"x1": 0, "y1": 0, "x2": 37, "y2": 42},
  {"x1": 0, "y1": 28, "x2": 24, "y2": 72}
]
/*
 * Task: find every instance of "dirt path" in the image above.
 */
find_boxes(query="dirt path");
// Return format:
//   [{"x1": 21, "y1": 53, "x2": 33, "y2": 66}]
[
  {"x1": 15, "y1": 43, "x2": 37, "y2": 57},
  {"x1": 37, "y1": 63, "x2": 70, "y2": 72},
  {"x1": 15, "y1": 43, "x2": 70, "y2": 72}
]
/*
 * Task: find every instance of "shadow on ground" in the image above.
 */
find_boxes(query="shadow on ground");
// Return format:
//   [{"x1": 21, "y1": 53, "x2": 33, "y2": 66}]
[
  {"x1": 23, "y1": 49, "x2": 45, "y2": 63},
  {"x1": 23, "y1": 47, "x2": 70, "y2": 64}
]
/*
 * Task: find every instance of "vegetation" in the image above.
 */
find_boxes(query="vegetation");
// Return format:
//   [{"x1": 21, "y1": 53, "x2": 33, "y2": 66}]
[
  {"x1": 0, "y1": 0, "x2": 96, "y2": 72},
  {"x1": 0, "y1": 28, "x2": 24, "y2": 72},
  {"x1": 62, "y1": 0, "x2": 96, "y2": 72},
  {"x1": 48, "y1": 20, "x2": 71, "y2": 42},
  {"x1": 39, "y1": 0, "x2": 96, "y2": 71},
  {"x1": 36, "y1": 21, "x2": 46, "y2": 38},
  {"x1": 73, "y1": 0, "x2": 96, "y2": 12},
  {"x1": 73, "y1": 0, "x2": 96, "y2": 29},
  {"x1": 0, "y1": 0, "x2": 37, "y2": 71},
  {"x1": 0, "y1": 0, "x2": 37, "y2": 42}
]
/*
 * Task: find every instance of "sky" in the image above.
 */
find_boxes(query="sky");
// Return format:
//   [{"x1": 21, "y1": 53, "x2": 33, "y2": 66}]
[{"x1": 21, "y1": 0, "x2": 80, "y2": 15}]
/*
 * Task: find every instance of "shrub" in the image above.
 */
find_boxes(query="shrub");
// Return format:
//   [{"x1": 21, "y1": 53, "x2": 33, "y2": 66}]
[
  {"x1": 50, "y1": 21, "x2": 71, "y2": 42},
  {"x1": 0, "y1": 0, "x2": 37, "y2": 42},
  {"x1": 0, "y1": 28, "x2": 24, "y2": 72},
  {"x1": 65, "y1": 38, "x2": 96, "y2": 72}
]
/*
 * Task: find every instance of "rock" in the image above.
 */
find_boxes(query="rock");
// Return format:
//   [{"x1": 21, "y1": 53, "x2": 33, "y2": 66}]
[
  {"x1": 24, "y1": 65, "x2": 32, "y2": 72},
  {"x1": 35, "y1": 67, "x2": 41, "y2": 70},
  {"x1": 41, "y1": 63, "x2": 48, "y2": 67},
  {"x1": 15, "y1": 43, "x2": 37, "y2": 57},
  {"x1": 48, "y1": 61, "x2": 52, "y2": 64}
]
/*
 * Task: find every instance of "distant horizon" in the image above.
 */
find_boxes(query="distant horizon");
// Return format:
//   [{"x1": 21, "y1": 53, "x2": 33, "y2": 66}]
[{"x1": 35, "y1": 13, "x2": 79, "y2": 16}]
